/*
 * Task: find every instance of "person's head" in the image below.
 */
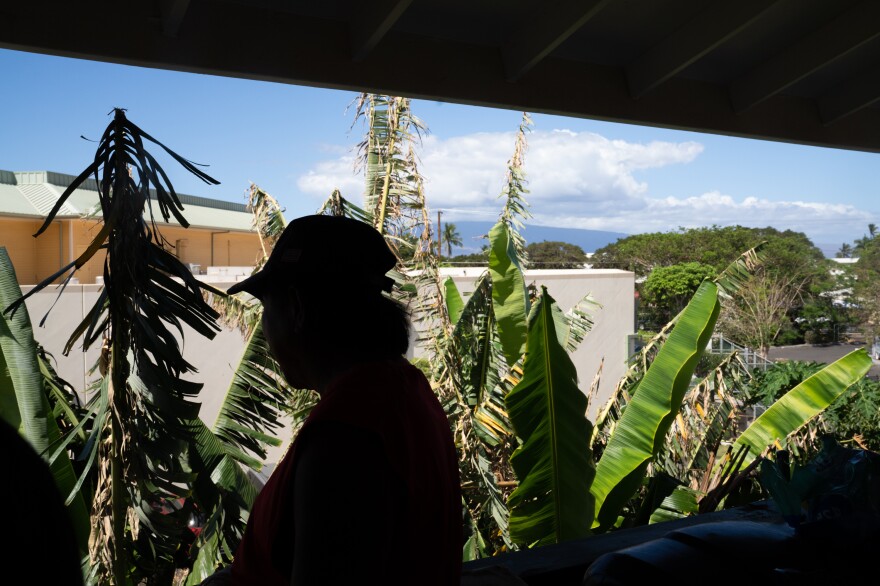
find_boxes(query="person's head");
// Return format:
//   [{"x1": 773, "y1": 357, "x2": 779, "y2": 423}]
[{"x1": 228, "y1": 215, "x2": 409, "y2": 390}]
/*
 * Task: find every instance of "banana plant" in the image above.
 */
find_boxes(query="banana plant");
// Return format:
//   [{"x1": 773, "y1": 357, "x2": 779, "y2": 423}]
[
  {"x1": 591, "y1": 280, "x2": 720, "y2": 531},
  {"x1": 732, "y1": 349, "x2": 872, "y2": 463},
  {"x1": 650, "y1": 349, "x2": 871, "y2": 523},
  {"x1": 489, "y1": 114, "x2": 532, "y2": 368},
  {"x1": 0, "y1": 247, "x2": 91, "y2": 552},
  {"x1": 589, "y1": 244, "x2": 770, "y2": 527},
  {"x1": 185, "y1": 323, "x2": 291, "y2": 584},
  {"x1": 506, "y1": 286, "x2": 595, "y2": 546},
  {"x1": 5, "y1": 110, "x2": 222, "y2": 584}
]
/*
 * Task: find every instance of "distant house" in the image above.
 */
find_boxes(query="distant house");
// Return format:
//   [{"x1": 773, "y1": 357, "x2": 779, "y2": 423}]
[{"x1": 0, "y1": 169, "x2": 261, "y2": 285}]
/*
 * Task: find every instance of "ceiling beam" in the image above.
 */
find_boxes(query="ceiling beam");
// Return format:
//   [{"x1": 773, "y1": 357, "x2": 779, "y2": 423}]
[
  {"x1": 349, "y1": 0, "x2": 413, "y2": 62},
  {"x1": 3, "y1": 1, "x2": 880, "y2": 153},
  {"x1": 627, "y1": 0, "x2": 778, "y2": 99},
  {"x1": 159, "y1": 0, "x2": 191, "y2": 38},
  {"x1": 502, "y1": 0, "x2": 611, "y2": 82},
  {"x1": 819, "y1": 64, "x2": 880, "y2": 125},
  {"x1": 730, "y1": 0, "x2": 880, "y2": 113}
]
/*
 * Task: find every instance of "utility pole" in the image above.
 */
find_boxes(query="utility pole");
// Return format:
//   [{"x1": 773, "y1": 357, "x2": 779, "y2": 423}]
[{"x1": 437, "y1": 210, "x2": 442, "y2": 258}]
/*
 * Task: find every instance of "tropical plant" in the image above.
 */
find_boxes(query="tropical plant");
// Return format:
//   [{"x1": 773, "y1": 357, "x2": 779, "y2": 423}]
[
  {"x1": 745, "y1": 360, "x2": 880, "y2": 454},
  {"x1": 258, "y1": 101, "x2": 877, "y2": 557},
  {"x1": 442, "y1": 222, "x2": 463, "y2": 257},
  {"x1": 642, "y1": 262, "x2": 717, "y2": 328},
  {"x1": 3, "y1": 109, "x2": 228, "y2": 584},
  {"x1": 0, "y1": 111, "x2": 295, "y2": 585},
  {"x1": 732, "y1": 348, "x2": 871, "y2": 465},
  {"x1": 589, "y1": 245, "x2": 762, "y2": 525},
  {"x1": 12, "y1": 99, "x2": 871, "y2": 579},
  {"x1": 591, "y1": 280, "x2": 721, "y2": 531},
  {"x1": 0, "y1": 246, "x2": 91, "y2": 557},
  {"x1": 505, "y1": 287, "x2": 595, "y2": 546}
]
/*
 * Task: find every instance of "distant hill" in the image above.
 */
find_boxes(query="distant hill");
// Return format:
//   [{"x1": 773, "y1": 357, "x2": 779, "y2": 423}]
[{"x1": 448, "y1": 221, "x2": 627, "y2": 255}]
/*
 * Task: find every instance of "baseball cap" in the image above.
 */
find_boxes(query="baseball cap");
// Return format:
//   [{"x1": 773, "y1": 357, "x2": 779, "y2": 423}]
[{"x1": 227, "y1": 215, "x2": 397, "y2": 299}]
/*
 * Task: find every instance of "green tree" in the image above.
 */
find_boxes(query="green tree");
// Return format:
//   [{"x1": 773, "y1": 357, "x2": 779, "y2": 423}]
[
  {"x1": 442, "y1": 222, "x2": 463, "y2": 257},
  {"x1": 525, "y1": 240, "x2": 588, "y2": 269},
  {"x1": 853, "y1": 223, "x2": 877, "y2": 255},
  {"x1": 448, "y1": 250, "x2": 490, "y2": 266},
  {"x1": 850, "y1": 232, "x2": 880, "y2": 333},
  {"x1": 594, "y1": 225, "x2": 830, "y2": 349},
  {"x1": 837, "y1": 242, "x2": 853, "y2": 258},
  {"x1": 642, "y1": 262, "x2": 717, "y2": 327},
  {"x1": 593, "y1": 225, "x2": 825, "y2": 281}
]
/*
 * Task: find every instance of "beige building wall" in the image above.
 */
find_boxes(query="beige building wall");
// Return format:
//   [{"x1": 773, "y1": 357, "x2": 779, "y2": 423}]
[
  {"x1": 2, "y1": 217, "x2": 261, "y2": 286},
  {"x1": 164, "y1": 229, "x2": 261, "y2": 269},
  {"x1": 1, "y1": 218, "x2": 42, "y2": 284},
  {"x1": 70, "y1": 219, "x2": 106, "y2": 285}
]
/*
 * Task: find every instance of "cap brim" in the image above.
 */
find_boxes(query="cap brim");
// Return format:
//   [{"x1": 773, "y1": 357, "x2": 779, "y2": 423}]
[{"x1": 226, "y1": 269, "x2": 269, "y2": 298}]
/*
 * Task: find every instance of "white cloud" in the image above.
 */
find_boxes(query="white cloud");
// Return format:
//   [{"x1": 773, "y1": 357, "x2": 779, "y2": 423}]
[
  {"x1": 296, "y1": 155, "x2": 362, "y2": 199},
  {"x1": 294, "y1": 128, "x2": 868, "y2": 251},
  {"x1": 296, "y1": 128, "x2": 702, "y2": 218},
  {"x1": 538, "y1": 191, "x2": 871, "y2": 250}
]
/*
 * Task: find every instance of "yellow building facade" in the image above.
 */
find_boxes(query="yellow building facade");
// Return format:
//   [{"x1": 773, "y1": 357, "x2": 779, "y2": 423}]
[{"x1": 0, "y1": 170, "x2": 262, "y2": 285}]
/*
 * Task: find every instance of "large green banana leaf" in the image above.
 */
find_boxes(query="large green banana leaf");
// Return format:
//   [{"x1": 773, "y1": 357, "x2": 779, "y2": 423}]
[
  {"x1": 443, "y1": 277, "x2": 464, "y2": 326},
  {"x1": 506, "y1": 287, "x2": 595, "y2": 546},
  {"x1": 0, "y1": 247, "x2": 90, "y2": 550},
  {"x1": 591, "y1": 280, "x2": 719, "y2": 531},
  {"x1": 489, "y1": 221, "x2": 529, "y2": 368},
  {"x1": 648, "y1": 485, "x2": 701, "y2": 524},
  {"x1": 733, "y1": 349, "x2": 871, "y2": 463}
]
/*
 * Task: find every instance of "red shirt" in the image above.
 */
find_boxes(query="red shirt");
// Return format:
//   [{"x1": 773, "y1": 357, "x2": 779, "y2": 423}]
[{"x1": 231, "y1": 358, "x2": 462, "y2": 584}]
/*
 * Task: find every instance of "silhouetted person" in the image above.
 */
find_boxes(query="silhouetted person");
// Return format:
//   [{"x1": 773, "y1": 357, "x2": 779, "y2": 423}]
[
  {"x1": 223, "y1": 215, "x2": 461, "y2": 585},
  {"x1": 1, "y1": 417, "x2": 83, "y2": 585}
]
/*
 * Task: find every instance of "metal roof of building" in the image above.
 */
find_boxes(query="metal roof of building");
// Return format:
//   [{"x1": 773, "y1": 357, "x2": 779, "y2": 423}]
[{"x1": 0, "y1": 170, "x2": 255, "y2": 232}]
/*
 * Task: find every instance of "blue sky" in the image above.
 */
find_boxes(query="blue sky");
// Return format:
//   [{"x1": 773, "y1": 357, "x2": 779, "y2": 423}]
[{"x1": 2, "y1": 48, "x2": 878, "y2": 256}]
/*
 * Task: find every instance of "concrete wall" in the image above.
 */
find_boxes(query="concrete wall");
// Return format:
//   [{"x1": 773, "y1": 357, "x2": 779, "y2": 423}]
[
  {"x1": 19, "y1": 283, "x2": 293, "y2": 466},
  {"x1": 18, "y1": 267, "x2": 634, "y2": 467}
]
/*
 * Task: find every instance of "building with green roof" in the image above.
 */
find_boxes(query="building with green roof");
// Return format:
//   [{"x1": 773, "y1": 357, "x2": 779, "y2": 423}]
[{"x1": 0, "y1": 169, "x2": 261, "y2": 285}]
